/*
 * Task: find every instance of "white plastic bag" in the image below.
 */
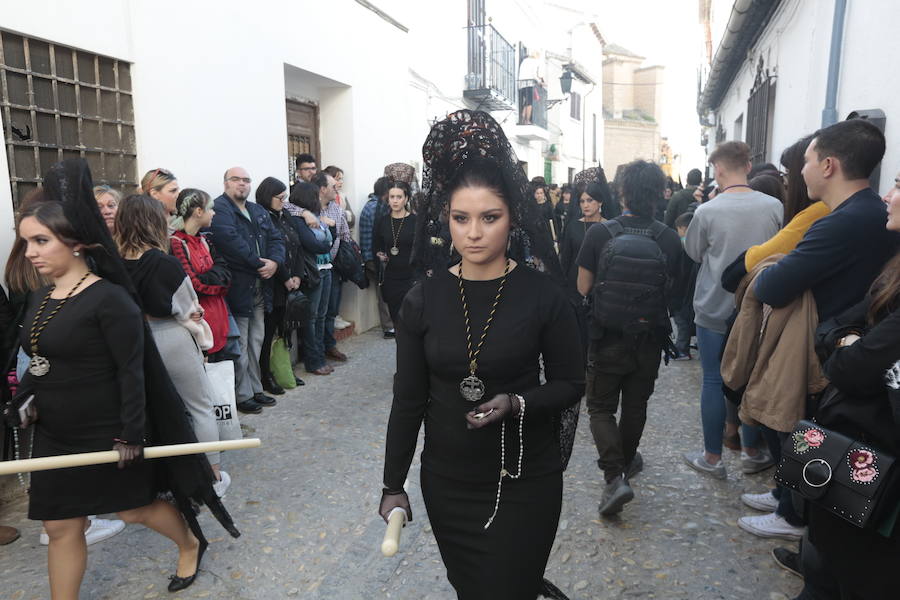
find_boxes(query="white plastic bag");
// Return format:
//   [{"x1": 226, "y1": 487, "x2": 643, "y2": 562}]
[{"x1": 206, "y1": 360, "x2": 242, "y2": 441}]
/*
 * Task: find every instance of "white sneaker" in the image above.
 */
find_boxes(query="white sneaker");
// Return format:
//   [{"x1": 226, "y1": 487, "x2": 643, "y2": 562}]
[
  {"x1": 737, "y1": 512, "x2": 804, "y2": 541},
  {"x1": 741, "y1": 491, "x2": 779, "y2": 512},
  {"x1": 334, "y1": 316, "x2": 352, "y2": 330},
  {"x1": 213, "y1": 470, "x2": 231, "y2": 498},
  {"x1": 41, "y1": 517, "x2": 126, "y2": 546},
  {"x1": 84, "y1": 518, "x2": 126, "y2": 545}
]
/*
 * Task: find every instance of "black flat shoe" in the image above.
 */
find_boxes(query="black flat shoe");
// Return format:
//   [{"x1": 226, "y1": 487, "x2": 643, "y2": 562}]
[
  {"x1": 253, "y1": 393, "x2": 277, "y2": 407},
  {"x1": 168, "y1": 538, "x2": 208, "y2": 592},
  {"x1": 294, "y1": 377, "x2": 306, "y2": 386},
  {"x1": 236, "y1": 399, "x2": 262, "y2": 414},
  {"x1": 262, "y1": 380, "x2": 285, "y2": 395}
]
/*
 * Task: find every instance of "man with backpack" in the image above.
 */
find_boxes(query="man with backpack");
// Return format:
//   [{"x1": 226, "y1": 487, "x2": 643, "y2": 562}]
[{"x1": 576, "y1": 160, "x2": 682, "y2": 516}]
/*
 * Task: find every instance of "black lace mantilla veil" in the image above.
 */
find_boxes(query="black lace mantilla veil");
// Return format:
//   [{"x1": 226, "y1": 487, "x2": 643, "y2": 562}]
[
  {"x1": 42, "y1": 159, "x2": 239, "y2": 541},
  {"x1": 412, "y1": 111, "x2": 579, "y2": 473},
  {"x1": 412, "y1": 109, "x2": 563, "y2": 283}
]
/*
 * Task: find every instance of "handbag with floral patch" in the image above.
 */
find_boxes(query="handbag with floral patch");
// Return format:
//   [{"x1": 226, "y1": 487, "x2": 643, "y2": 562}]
[{"x1": 775, "y1": 415, "x2": 897, "y2": 529}]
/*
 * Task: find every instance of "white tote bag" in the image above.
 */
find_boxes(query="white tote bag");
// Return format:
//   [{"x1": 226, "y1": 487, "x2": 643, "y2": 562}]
[{"x1": 205, "y1": 360, "x2": 242, "y2": 441}]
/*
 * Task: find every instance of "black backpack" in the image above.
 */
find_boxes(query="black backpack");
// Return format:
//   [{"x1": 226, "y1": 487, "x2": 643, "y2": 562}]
[{"x1": 591, "y1": 220, "x2": 670, "y2": 334}]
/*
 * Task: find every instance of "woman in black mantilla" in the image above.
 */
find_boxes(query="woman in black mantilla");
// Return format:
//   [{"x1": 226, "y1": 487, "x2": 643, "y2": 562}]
[
  {"x1": 11, "y1": 160, "x2": 237, "y2": 598},
  {"x1": 379, "y1": 110, "x2": 584, "y2": 600},
  {"x1": 374, "y1": 180, "x2": 418, "y2": 325}
]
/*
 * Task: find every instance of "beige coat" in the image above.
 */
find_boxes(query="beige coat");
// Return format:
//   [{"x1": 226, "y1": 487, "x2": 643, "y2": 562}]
[{"x1": 721, "y1": 255, "x2": 829, "y2": 432}]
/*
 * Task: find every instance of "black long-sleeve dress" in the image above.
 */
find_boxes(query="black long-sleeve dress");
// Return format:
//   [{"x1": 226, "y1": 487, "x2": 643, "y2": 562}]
[
  {"x1": 559, "y1": 219, "x2": 600, "y2": 353},
  {"x1": 23, "y1": 279, "x2": 155, "y2": 520},
  {"x1": 384, "y1": 264, "x2": 584, "y2": 599},
  {"x1": 374, "y1": 213, "x2": 417, "y2": 324}
]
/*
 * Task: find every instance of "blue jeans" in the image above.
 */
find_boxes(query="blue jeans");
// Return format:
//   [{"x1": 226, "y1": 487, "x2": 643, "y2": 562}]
[
  {"x1": 672, "y1": 302, "x2": 695, "y2": 355},
  {"x1": 696, "y1": 325, "x2": 760, "y2": 455},
  {"x1": 324, "y1": 272, "x2": 342, "y2": 351},
  {"x1": 302, "y1": 269, "x2": 332, "y2": 371}
]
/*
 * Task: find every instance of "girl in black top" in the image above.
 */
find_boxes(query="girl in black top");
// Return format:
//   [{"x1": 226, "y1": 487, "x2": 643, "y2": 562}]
[
  {"x1": 528, "y1": 181, "x2": 559, "y2": 252},
  {"x1": 559, "y1": 182, "x2": 607, "y2": 298},
  {"x1": 117, "y1": 194, "x2": 225, "y2": 484},
  {"x1": 15, "y1": 160, "x2": 231, "y2": 597},
  {"x1": 380, "y1": 110, "x2": 583, "y2": 600},
  {"x1": 374, "y1": 180, "x2": 417, "y2": 324},
  {"x1": 256, "y1": 177, "x2": 303, "y2": 394}
]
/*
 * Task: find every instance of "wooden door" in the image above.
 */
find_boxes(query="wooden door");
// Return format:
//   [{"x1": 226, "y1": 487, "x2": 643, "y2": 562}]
[{"x1": 286, "y1": 100, "x2": 320, "y2": 185}]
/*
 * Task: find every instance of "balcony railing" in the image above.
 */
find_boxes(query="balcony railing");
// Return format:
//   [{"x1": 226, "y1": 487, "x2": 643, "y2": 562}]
[
  {"x1": 517, "y1": 79, "x2": 548, "y2": 129},
  {"x1": 463, "y1": 24, "x2": 516, "y2": 110}
]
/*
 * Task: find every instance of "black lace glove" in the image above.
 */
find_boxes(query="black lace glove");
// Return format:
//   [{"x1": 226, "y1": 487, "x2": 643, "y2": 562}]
[
  {"x1": 379, "y1": 488, "x2": 412, "y2": 523},
  {"x1": 113, "y1": 441, "x2": 144, "y2": 469},
  {"x1": 465, "y1": 393, "x2": 516, "y2": 430}
]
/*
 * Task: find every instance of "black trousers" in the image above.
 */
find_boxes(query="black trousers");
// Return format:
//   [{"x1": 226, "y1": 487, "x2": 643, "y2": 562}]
[
  {"x1": 421, "y1": 469, "x2": 562, "y2": 600},
  {"x1": 585, "y1": 334, "x2": 662, "y2": 481},
  {"x1": 259, "y1": 305, "x2": 285, "y2": 385},
  {"x1": 797, "y1": 506, "x2": 900, "y2": 600}
]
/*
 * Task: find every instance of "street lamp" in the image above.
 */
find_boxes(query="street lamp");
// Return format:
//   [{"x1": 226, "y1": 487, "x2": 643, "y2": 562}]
[{"x1": 560, "y1": 70, "x2": 574, "y2": 95}]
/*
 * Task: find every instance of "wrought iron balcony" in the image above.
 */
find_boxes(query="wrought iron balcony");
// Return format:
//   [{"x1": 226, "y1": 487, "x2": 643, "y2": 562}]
[
  {"x1": 463, "y1": 24, "x2": 516, "y2": 110},
  {"x1": 516, "y1": 79, "x2": 548, "y2": 130}
]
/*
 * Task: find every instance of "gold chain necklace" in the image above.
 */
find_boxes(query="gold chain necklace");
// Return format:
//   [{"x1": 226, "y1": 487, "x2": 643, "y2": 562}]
[
  {"x1": 389, "y1": 212, "x2": 407, "y2": 256},
  {"x1": 457, "y1": 258, "x2": 511, "y2": 402},
  {"x1": 28, "y1": 270, "x2": 92, "y2": 376}
]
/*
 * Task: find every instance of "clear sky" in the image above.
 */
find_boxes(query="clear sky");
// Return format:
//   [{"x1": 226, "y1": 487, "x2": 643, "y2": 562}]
[{"x1": 553, "y1": 0, "x2": 708, "y2": 181}]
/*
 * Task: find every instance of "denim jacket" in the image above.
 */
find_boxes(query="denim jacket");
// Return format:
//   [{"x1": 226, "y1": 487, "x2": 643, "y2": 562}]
[{"x1": 210, "y1": 194, "x2": 285, "y2": 316}]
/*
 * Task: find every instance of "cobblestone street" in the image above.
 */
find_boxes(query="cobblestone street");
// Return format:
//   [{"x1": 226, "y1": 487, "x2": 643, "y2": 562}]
[{"x1": 0, "y1": 329, "x2": 803, "y2": 599}]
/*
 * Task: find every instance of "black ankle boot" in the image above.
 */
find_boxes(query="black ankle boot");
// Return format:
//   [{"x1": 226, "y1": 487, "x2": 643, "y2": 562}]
[{"x1": 262, "y1": 375, "x2": 285, "y2": 395}]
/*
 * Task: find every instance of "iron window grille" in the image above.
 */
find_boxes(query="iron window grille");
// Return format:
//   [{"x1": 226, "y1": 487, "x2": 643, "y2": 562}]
[
  {"x1": 0, "y1": 30, "x2": 137, "y2": 208},
  {"x1": 746, "y1": 58, "x2": 776, "y2": 165}
]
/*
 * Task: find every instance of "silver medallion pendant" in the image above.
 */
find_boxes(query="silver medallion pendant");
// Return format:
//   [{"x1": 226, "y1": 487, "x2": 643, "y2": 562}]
[
  {"x1": 390, "y1": 246, "x2": 400, "y2": 256},
  {"x1": 29, "y1": 354, "x2": 50, "y2": 377},
  {"x1": 460, "y1": 375, "x2": 486, "y2": 402}
]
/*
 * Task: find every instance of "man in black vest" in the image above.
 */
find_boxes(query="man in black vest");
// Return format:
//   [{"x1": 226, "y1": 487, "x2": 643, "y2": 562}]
[{"x1": 576, "y1": 160, "x2": 682, "y2": 517}]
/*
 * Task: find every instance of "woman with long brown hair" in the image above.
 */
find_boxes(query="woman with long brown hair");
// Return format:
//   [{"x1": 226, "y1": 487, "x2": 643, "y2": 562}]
[
  {"x1": 116, "y1": 195, "x2": 228, "y2": 494},
  {"x1": 10, "y1": 160, "x2": 237, "y2": 598}
]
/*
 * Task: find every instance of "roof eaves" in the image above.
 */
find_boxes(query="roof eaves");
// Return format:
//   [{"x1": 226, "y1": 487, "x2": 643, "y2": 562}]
[{"x1": 697, "y1": 0, "x2": 782, "y2": 115}]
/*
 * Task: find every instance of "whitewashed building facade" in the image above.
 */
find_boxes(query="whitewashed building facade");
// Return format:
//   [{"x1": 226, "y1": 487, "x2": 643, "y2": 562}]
[
  {"x1": 698, "y1": 0, "x2": 900, "y2": 193},
  {"x1": 0, "y1": 0, "x2": 603, "y2": 332}
]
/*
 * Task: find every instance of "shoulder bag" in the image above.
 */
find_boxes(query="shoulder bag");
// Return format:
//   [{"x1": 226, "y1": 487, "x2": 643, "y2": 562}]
[{"x1": 775, "y1": 389, "x2": 898, "y2": 530}]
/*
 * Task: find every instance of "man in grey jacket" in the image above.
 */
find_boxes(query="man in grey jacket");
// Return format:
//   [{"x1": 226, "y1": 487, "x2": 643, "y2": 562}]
[{"x1": 681, "y1": 141, "x2": 782, "y2": 480}]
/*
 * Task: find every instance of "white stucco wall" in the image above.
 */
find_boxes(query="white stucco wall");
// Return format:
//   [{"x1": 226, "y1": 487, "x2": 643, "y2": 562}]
[
  {"x1": 0, "y1": 0, "x2": 601, "y2": 330},
  {"x1": 0, "y1": 0, "x2": 411, "y2": 331},
  {"x1": 707, "y1": 0, "x2": 900, "y2": 193}
]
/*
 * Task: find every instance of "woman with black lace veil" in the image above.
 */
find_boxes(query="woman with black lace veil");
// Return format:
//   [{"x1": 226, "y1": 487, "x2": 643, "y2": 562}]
[
  {"x1": 379, "y1": 110, "x2": 584, "y2": 600},
  {"x1": 9, "y1": 160, "x2": 237, "y2": 598}
]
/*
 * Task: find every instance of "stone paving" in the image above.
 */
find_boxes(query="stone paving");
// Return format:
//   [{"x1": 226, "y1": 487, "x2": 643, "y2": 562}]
[{"x1": 0, "y1": 329, "x2": 803, "y2": 599}]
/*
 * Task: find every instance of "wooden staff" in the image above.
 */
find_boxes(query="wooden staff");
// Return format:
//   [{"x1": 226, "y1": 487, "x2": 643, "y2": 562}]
[
  {"x1": 0, "y1": 438, "x2": 261, "y2": 476},
  {"x1": 381, "y1": 507, "x2": 407, "y2": 557},
  {"x1": 549, "y1": 219, "x2": 559, "y2": 254}
]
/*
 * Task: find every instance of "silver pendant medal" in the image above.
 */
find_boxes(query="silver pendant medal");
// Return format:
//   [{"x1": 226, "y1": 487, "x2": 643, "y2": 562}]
[
  {"x1": 29, "y1": 355, "x2": 50, "y2": 376},
  {"x1": 390, "y1": 246, "x2": 400, "y2": 256},
  {"x1": 460, "y1": 374, "x2": 486, "y2": 402}
]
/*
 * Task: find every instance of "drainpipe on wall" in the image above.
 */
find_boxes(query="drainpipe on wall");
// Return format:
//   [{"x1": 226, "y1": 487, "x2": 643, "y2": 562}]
[{"x1": 821, "y1": 0, "x2": 848, "y2": 127}]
